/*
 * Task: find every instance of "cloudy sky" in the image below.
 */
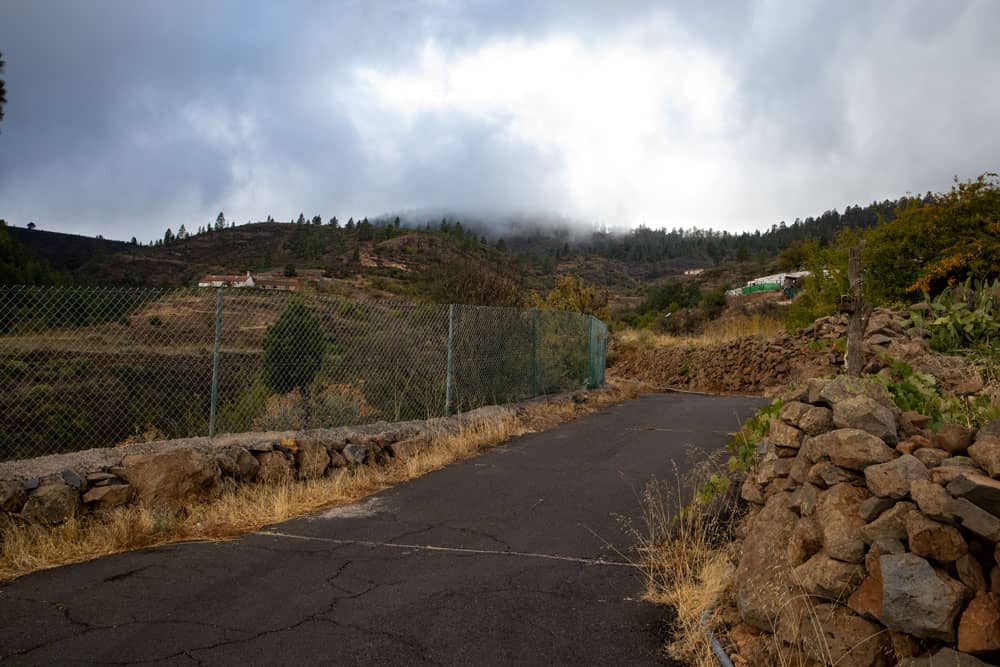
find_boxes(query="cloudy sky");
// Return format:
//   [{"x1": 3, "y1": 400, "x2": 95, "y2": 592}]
[{"x1": 0, "y1": 1, "x2": 998, "y2": 242}]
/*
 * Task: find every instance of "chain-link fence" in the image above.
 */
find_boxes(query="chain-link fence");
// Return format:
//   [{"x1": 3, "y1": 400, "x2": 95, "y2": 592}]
[{"x1": 0, "y1": 286, "x2": 608, "y2": 461}]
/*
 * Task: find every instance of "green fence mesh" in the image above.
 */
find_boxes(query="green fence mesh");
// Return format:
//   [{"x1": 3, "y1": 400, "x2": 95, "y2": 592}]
[{"x1": 0, "y1": 286, "x2": 608, "y2": 461}]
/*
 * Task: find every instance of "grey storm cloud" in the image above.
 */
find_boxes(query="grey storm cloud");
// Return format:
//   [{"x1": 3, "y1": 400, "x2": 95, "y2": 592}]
[{"x1": 0, "y1": 0, "x2": 998, "y2": 241}]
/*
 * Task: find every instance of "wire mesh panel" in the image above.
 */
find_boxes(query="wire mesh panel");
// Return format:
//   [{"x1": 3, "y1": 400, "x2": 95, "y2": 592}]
[{"x1": 0, "y1": 285, "x2": 608, "y2": 461}]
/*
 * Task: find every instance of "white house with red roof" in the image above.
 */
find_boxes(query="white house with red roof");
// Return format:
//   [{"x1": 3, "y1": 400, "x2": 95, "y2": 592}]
[{"x1": 197, "y1": 271, "x2": 255, "y2": 288}]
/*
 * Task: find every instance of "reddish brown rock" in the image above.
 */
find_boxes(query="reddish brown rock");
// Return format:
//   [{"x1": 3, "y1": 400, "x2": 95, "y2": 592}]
[
  {"x1": 905, "y1": 511, "x2": 968, "y2": 563},
  {"x1": 808, "y1": 461, "x2": 862, "y2": 488},
  {"x1": 769, "y1": 419, "x2": 804, "y2": 449},
  {"x1": 824, "y1": 429, "x2": 896, "y2": 471},
  {"x1": 118, "y1": 449, "x2": 221, "y2": 509},
  {"x1": 780, "y1": 401, "x2": 811, "y2": 426},
  {"x1": 968, "y1": 435, "x2": 1000, "y2": 478},
  {"x1": 848, "y1": 548, "x2": 885, "y2": 620},
  {"x1": 787, "y1": 516, "x2": 822, "y2": 567},
  {"x1": 816, "y1": 483, "x2": 870, "y2": 562},
  {"x1": 910, "y1": 478, "x2": 957, "y2": 523},
  {"x1": 254, "y1": 451, "x2": 293, "y2": 484},
  {"x1": 958, "y1": 592, "x2": 1000, "y2": 654},
  {"x1": 913, "y1": 448, "x2": 950, "y2": 468},
  {"x1": 19, "y1": 482, "x2": 80, "y2": 525},
  {"x1": 81, "y1": 484, "x2": 133, "y2": 511},
  {"x1": 833, "y1": 396, "x2": 899, "y2": 444},
  {"x1": 294, "y1": 440, "x2": 330, "y2": 480},
  {"x1": 755, "y1": 457, "x2": 793, "y2": 485},
  {"x1": 861, "y1": 501, "x2": 916, "y2": 543},
  {"x1": 864, "y1": 454, "x2": 929, "y2": 499},
  {"x1": 934, "y1": 424, "x2": 975, "y2": 455},
  {"x1": 956, "y1": 553, "x2": 988, "y2": 593},
  {"x1": 788, "y1": 602, "x2": 892, "y2": 667},
  {"x1": 798, "y1": 406, "x2": 834, "y2": 437},
  {"x1": 735, "y1": 495, "x2": 798, "y2": 632},
  {"x1": 792, "y1": 553, "x2": 865, "y2": 599}
]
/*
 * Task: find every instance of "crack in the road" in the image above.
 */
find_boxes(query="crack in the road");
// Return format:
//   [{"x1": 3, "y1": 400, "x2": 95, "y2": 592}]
[{"x1": 255, "y1": 529, "x2": 637, "y2": 567}]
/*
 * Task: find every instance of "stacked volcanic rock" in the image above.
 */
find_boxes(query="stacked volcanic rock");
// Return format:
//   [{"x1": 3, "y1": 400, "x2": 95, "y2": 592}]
[
  {"x1": 732, "y1": 375, "x2": 1000, "y2": 667},
  {"x1": 0, "y1": 430, "x2": 429, "y2": 526},
  {"x1": 612, "y1": 307, "x2": 985, "y2": 398}
]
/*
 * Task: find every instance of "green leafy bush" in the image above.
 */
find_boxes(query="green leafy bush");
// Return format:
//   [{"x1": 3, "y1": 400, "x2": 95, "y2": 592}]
[
  {"x1": 261, "y1": 301, "x2": 327, "y2": 393},
  {"x1": 903, "y1": 279, "x2": 999, "y2": 352},
  {"x1": 726, "y1": 400, "x2": 783, "y2": 472}
]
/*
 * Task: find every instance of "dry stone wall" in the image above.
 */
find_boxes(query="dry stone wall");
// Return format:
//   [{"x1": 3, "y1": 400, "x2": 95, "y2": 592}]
[
  {"x1": 0, "y1": 400, "x2": 537, "y2": 528},
  {"x1": 733, "y1": 375, "x2": 1000, "y2": 666}
]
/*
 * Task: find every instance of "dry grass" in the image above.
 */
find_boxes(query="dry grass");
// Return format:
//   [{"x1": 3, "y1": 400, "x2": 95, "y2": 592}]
[
  {"x1": 0, "y1": 382, "x2": 639, "y2": 582},
  {"x1": 630, "y1": 460, "x2": 744, "y2": 667},
  {"x1": 618, "y1": 313, "x2": 786, "y2": 350}
]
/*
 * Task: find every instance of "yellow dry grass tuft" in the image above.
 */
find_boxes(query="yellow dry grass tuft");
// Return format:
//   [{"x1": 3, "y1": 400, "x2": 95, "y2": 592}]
[
  {"x1": 618, "y1": 313, "x2": 786, "y2": 350},
  {"x1": 0, "y1": 382, "x2": 639, "y2": 582},
  {"x1": 631, "y1": 462, "x2": 743, "y2": 667}
]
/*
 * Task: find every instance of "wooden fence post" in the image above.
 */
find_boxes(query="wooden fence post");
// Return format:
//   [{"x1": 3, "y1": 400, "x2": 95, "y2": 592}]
[{"x1": 845, "y1": 246, "x2": 864, "y2": 377}]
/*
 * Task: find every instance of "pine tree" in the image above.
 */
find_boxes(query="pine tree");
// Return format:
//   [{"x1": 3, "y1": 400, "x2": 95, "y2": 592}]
[
  {"x1": 329, "y1": 216, "x2": 339, "y2": 229},
  {"x1": 164, "y1": 228, "x2": 175, "y2": 245},
  {"x1": 215, "y1": 211, "x2": 225, "y2": 231},
  {"x1": 296, "y1": 213, "x2": 306, "y2": 225},
  {"x1": 177, "y1": 224, "x2": 187, "y2": 239}
]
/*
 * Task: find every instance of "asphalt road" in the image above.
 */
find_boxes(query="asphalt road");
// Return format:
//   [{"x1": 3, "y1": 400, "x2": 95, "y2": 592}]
[{"x1": 0, "y1": 393, "x2": 767, "y2": 666}]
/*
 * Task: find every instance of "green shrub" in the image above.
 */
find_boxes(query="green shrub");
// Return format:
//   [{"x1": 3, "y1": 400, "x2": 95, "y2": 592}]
[
  {"x1": 903, "y1": 279, "x2": 999, "y2": 352},
  {"x1": 261, "y1": 302, "x2": 327, "y2": 393},
  {"x1": 726, "y1": 400, "x2": 783, "y2": 472}
]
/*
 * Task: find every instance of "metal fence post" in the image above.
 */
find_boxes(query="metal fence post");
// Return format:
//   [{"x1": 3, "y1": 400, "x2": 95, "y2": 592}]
[
  {"x1": 208, "y1": 287, "x2": 224, "y2": 437},
  {"x1": 445, "y1": 303, "x2": 455, "y2": 416},
  {"x1": 586, "y1": 315, "x2": 595, "y2": 389},
  {"x1": 530, "y1": 307, "x2": 538, "y2": 397}
]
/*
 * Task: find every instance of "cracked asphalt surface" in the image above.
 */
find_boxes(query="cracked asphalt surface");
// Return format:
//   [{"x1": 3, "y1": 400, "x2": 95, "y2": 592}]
[{"x1": 0, "y1": 393, "x2": 767, "y2": 666}]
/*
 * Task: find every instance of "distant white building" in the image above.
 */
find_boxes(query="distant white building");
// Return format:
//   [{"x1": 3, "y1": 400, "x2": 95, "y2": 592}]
[
  {"x1": 726, "y1": 271, "x2": 811, "y2": 297},
  {"x1": 197, "y1": 271, "x2": 255, "y2": 288},
  {"x1": 683, "y1": 268, "x2": 705, "y2": 276}
]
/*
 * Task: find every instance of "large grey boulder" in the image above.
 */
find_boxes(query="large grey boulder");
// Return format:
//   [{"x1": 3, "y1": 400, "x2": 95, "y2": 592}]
[
  {"x1": 833, "y1": 396, "x2": 899, "y2": 444},
  {"x1": 948, "y1": 497, "x2": 1000, "y2": 542},
  {"x1": 819, "y1": 375, "x2": 898, "y2": 414},
  {"x1": 880, "y1": 552, "x2": 968, "y2": 641},
  {"x1": 119, "y1": 449, "x2": 221, "y2": 508},
  {"x1": 948, "y1": 473, "x2": 1000, "y2": 517},
  {"x1": 864, "y1": 454, "x2": 928, "y2": 499},
  {"x1": 20, "y1": 482, "x2": 80, "y2": 525}
]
